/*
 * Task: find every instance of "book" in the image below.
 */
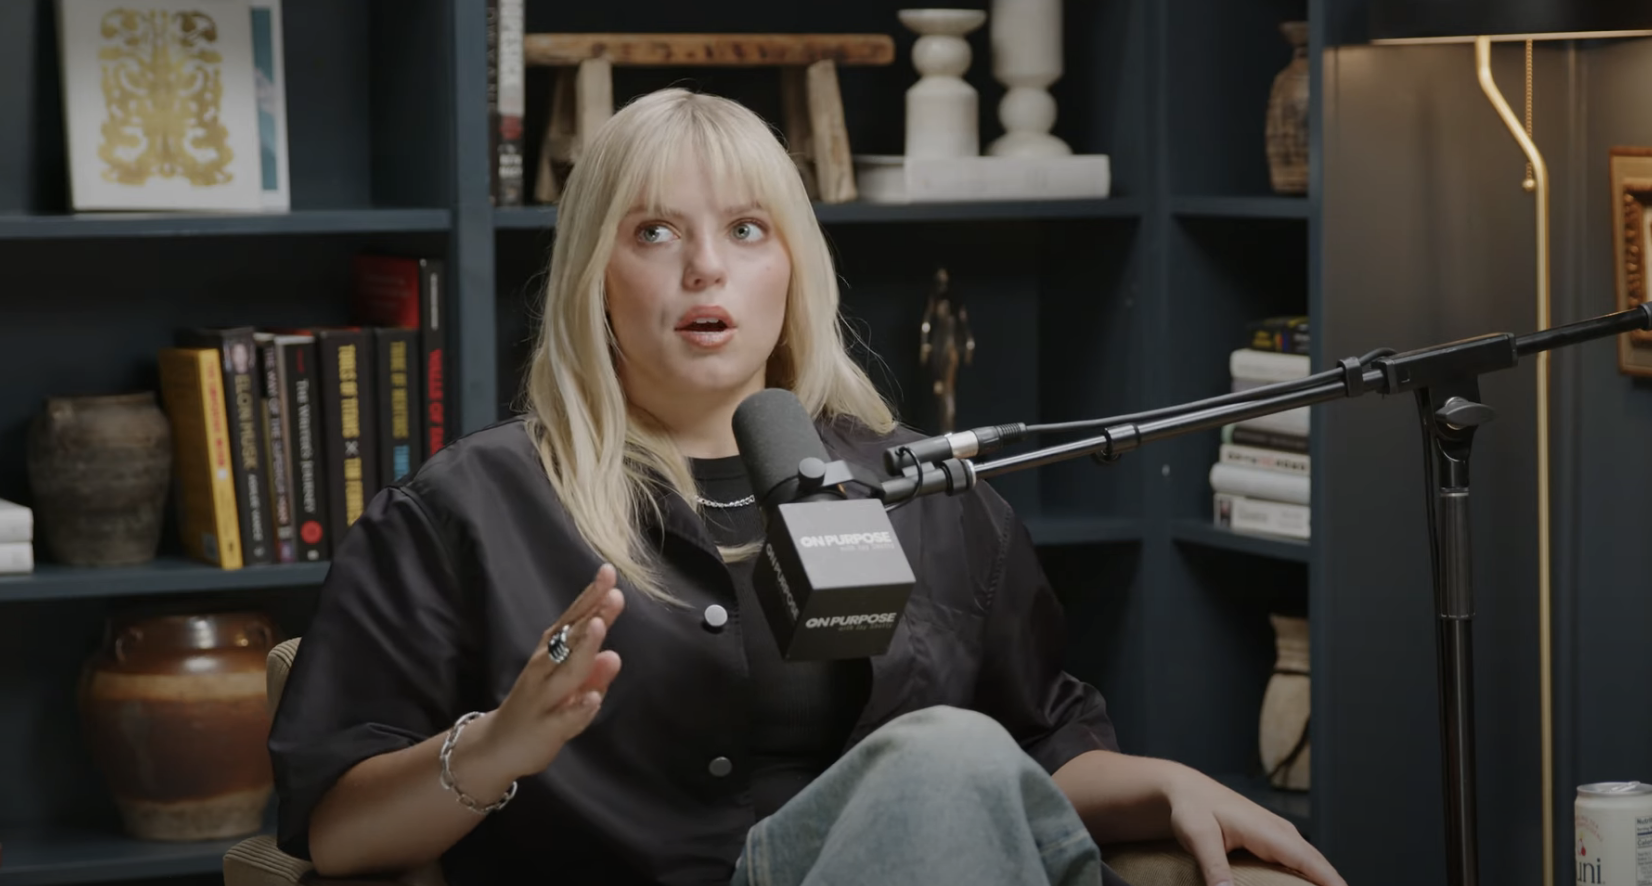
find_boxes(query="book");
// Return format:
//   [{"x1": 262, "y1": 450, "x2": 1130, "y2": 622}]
[
  {"x1": 157, "y1": 347, "x2": 244, "y2": 569},
  {"x1": 0, "y1": 541, "x2": 33, "y2": 575},
  {"x1": 487, "y1": 0, "x2": 525, "y2": 206},
  {"x1": 351, "y1": 254, "x2": 448, "y2": 459},
  {"x1": 1214, "y1": 492, "x2": 1310, "y2": 540},
  {"x1": 175, "y1": 327, "x2": 274, "y2": 564},
  {"x1": 1209, "y1": 462, "x2": 1310, "y2": 506},
  {"x1": 1246, "y1": 315, "x2": 1310, "y2": 355},
  {"x1": 0, "y1": 499, "x2": 32, "y2": 545},
  {"x1": 1230, "y1": 348, "x2": 1311, "y2": 384},
  {"x1": 255, "y1": 333, "x2": 296, "y2": 563},
  {"x1": 372, "y1": 327, "x2": 423, "y2": 487},
  {"x1": 314, "y1": 328, "x2": 378, "y2": 539},
  {"x1": 1219, "y1": 443, "x2": 1310, "y2": 476},
  {"x1": 1223, "y1": 423, "x2": 1308, "y2": 454},
  {"x1": 279, "y1": 335, "x2": 328, "y2": 562}
]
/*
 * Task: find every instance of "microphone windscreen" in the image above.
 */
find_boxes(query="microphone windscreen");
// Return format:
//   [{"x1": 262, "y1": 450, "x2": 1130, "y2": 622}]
[{"x1": 732, "y1": 388, "x2": 831, "y2": 507}]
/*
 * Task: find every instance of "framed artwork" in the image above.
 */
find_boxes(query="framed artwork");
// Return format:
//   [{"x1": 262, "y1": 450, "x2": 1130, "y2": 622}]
[
  {"x1": 58, "y1": 0, "x2": 263, "y2": 211},
  {"x1": 1609, "y1": 146, "x2": 1652, "y2": 377}
]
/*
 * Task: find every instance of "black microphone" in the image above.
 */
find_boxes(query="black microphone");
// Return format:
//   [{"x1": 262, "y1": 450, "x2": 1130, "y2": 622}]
[{"x1": 732, "y1": 389, "x2": 915, "y2": 661}]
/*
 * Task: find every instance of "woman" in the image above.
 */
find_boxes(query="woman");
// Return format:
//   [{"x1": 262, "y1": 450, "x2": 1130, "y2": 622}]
[{"x1": 268, "y1": 88, "x2": 1346, "y2": 886}]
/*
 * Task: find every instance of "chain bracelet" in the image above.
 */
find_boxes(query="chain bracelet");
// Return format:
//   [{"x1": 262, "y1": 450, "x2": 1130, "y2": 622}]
[{"x1": 439, "y1": 711, "x2": 518, "y2": 815}]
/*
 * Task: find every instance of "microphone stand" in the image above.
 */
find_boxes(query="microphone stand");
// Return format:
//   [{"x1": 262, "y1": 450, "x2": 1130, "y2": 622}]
[{"x1": 809, "y1": 303, "x2": 1651, "y2": 886}]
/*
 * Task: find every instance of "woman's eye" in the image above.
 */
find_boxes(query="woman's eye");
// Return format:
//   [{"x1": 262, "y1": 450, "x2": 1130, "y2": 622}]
[
  {"x1": 731, "y1": 221, "x2": 766, "y2": 242},
  {"x1": 637, "y1": 223, "x2": 676, "y2": 244}
]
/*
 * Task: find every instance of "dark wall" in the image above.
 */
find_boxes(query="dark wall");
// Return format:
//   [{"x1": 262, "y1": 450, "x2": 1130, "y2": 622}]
[{"x1": 1319, "y1": 33, "x2": 1652, "y2": 885}]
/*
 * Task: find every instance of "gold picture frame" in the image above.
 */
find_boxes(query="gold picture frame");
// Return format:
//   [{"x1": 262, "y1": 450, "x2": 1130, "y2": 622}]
[{"x1": 1609, "y1": 146, "x2": 1652, "y2": 377}]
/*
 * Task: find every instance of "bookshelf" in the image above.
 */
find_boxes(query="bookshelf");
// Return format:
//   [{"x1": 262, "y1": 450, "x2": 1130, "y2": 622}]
[{"x1": 0, "y1": 0, "x2": 1361, "y2": 882}]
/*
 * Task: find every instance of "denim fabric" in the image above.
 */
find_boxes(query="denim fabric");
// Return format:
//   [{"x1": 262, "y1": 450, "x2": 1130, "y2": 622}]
[{"x1": 730, "y1": 706, "x2": 1127, "y2": 886}]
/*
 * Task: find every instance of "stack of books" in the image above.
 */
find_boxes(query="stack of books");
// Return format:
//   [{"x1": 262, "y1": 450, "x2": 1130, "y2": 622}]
[
  {"x1": 0, "y1": 498, "x2": 34, "y2": 575},
  {"x1": 156, "y1": 253, "x2": 446, "y2": 570},
  {"x1": 1210, "y1": 316, "x2": 1311, "y2": 541}
]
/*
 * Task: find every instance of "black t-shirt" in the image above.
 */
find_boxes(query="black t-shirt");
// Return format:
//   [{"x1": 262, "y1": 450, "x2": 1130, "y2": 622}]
[{"x1": 688, "y1": 454, "x2": 872, "y2": 820}]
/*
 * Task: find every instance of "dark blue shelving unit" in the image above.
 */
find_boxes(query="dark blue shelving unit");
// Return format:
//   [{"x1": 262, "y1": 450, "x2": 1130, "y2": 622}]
[
  {"x1": 0, "y1": 559, "x2": 330, "y2": 603},
  {"x1": 0, "y1": 825, "x2": 267, "y2": 886},
  {"x1": 1169, "y1": 519, "x2": 1310, "y2": 564},
  {"x1": 0, "y1": 209, "x2": 451, "y2": 240},
  {"x1": 1169, "y1": 195, "x2": 1310, "y2": 219}
]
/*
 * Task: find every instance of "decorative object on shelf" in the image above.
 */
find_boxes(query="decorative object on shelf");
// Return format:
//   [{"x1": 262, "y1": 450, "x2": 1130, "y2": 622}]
[
  {"x1": 0, "y1": 498, "x2": 35, "y2": 575},
  {"x1": 1608, "y1": 147, "x2": 1652, "y2": 377},
  {"x1": 523, "y1": 33, "x2": 894, "y2": 204},
  {"x1": 57, "y1": 0, "x2": 265, "y2": 211},
  {"x1": 918, "y1": 268, "x2": 974, "y2": 433},
  {"x1": 79, "y1": 610, "x2": 280, "y2": 841},
  {"x1": 26, "y1": 392, "x2": 172, "y2": 567},
  {"x1": 250, "y1": 0, "x2": 290, "y2": 211},
  {"x1": 1265, "y1": 21, "x2": 1309, "y2": 195},
  {"x1": 986, "y1": 0, "x2": 1070, "y2": 158},
  {"x1": 900, "y1": 9, "x2": 987, "y2": 160},
  {"x1": 859, "y1": 6, "x2": 1108, "y2": 204},
  {"x1": 1369, "y1": 8, "x2": 1652, "y2": 881},
  {"x1": 1259, "y1": 613, "x2": 1310, "y2": 791}
]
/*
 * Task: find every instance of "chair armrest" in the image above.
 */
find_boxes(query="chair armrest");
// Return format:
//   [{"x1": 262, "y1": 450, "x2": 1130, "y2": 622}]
[
  {"x1": 1103, "y1": 840, "x2": 1317, "y2": 886},
  {"x1": 223, "y1": 835, "x2": 434, "y2": 886}
]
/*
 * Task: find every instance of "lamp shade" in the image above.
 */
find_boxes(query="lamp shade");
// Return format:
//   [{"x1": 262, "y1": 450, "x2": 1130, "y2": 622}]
[{"x1": 1370, "y1": 0, "x2": 1652, "y2": 43}]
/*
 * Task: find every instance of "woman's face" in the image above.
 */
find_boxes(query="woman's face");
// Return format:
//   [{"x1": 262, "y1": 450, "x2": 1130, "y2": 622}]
[{"x1": 605, "y1": 155, "x2": 791, "y2": 412}]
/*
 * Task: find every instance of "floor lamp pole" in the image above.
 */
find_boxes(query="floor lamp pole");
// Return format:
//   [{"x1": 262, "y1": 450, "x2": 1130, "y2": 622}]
[{"x1": 1474, "y1": 36, "x2": 1556, "y2": 886}]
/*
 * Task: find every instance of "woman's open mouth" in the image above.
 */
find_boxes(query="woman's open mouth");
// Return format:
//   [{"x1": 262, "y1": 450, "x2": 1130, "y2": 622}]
[{"x1": 675, "y1": 306, "x2": 736, "y2": 349}]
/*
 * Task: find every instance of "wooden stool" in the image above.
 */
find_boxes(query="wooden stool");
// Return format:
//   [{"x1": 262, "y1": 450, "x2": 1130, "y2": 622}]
[{"x1": 523, "y1": 33, "x2": 895, "y2": 204}]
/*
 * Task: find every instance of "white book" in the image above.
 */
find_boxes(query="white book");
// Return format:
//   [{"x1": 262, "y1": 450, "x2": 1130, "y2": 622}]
[
  {"x1": 1219, "y1": 443, "x2": 1310, "y2": 476},
  {"x1": 1237, "y1": 407, "x2": 1310, "y2": 437},
  {"x1": 0, "y1": 499, "x2": 31, "y2": 544},
  {"x1": 1209, "y1": 462, "x2": 1310, "y2": 506},
  {"x1": 0, "y1": 541, "x2": 34, "y2": 574},
  {"x1": 1214, "y1": 492, "x2": 1310, "y2": 540},
  {"x1": 1230, "y1": 349, "x2": 1311, "y2": 384}
]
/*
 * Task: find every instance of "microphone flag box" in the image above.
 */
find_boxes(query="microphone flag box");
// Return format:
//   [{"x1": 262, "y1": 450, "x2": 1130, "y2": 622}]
[{"x1": 755, "y1": 498, "x2": 915, "y2": 661}]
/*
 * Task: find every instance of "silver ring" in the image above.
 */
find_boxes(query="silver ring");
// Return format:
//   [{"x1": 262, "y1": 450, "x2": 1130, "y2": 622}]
[{"x1": 547, "y1": 624, "x2": 572, "y2": 663}]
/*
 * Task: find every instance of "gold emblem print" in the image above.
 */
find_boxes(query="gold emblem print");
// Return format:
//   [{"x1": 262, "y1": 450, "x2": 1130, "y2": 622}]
[{"x1": 96, "y1": 9, "x2": 234, "y2": 187}]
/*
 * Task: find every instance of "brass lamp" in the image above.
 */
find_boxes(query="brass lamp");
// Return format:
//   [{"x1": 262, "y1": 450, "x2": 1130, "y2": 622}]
[{"x1": 1368, "y1": 3, "x2": 1652, "y2": 884}]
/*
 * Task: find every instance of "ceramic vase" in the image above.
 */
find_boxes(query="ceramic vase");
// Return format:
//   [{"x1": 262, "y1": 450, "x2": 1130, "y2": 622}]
[
  {"x1": 1259, "y1": 613, "x2": 1310, "y2": 790},
  {"x1": 1265, "y1": 21, "x2": 1310, "y2": 195},
  {"x1": 987, "y1": 0, "x2": 1071, "y2": 157},
  {"x1": 900, "y1": 8, "x2": 988, "y2": 158},
  {"x1": 27, "y1": 392, "x2": 172, "y2": 567},
  {"x1": 79, "y1": 611, "x2": 280, "y2": 841}
]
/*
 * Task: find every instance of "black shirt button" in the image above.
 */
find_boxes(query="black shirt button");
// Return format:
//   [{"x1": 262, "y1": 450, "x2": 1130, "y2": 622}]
[
  {"x1": 702, "y1": 604, "x2": 729, "y2": 631},
  {"x1": 708, "y1": 756, "x2": 733, "y2": 778}
]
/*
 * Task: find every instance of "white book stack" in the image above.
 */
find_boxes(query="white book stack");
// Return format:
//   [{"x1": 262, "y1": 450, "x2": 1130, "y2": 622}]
[
  {"x1": 0, "y1": 498, "x2": 35, "y2": 574},
  {"x1": 1211, "y1": 348, "x2": 1312, "y2": 541}
]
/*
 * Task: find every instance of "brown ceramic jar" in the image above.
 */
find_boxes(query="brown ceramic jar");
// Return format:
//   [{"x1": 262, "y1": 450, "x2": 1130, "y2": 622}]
[{"x1": 79, "y1": 611, "x2": 279, "y2": 841}]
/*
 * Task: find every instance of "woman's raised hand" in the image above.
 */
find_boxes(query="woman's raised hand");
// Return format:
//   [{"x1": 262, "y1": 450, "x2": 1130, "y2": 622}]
[{"x1": 469, "y1": 563, "x2": 626, "y2": 780}]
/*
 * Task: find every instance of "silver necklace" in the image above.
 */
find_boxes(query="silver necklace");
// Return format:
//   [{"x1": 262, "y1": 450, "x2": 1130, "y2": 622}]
[{"x1": 697, "y1": 494, "x2": 756, "y2": 509}]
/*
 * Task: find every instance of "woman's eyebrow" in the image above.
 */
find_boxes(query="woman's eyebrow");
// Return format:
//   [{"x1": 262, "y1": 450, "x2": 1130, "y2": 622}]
[{"x1": 623, "y1": 202, "x2": 766, "y2": 220}]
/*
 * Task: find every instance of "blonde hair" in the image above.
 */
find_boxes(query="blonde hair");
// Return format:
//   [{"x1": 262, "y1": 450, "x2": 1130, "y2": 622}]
[{"x1": 522, "y1": 88, "x2": 896, "y2": 606}]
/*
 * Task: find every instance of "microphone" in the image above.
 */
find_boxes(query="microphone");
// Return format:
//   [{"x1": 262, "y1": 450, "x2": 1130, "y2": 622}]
[{"x1": 732, "y1": 389, "x2": 916, "y2": 661}]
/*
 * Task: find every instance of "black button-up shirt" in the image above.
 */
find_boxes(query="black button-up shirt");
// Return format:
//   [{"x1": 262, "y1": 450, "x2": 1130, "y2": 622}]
[{"x1": 269, "y1": 416, "x2": 1120, "y2": 886}]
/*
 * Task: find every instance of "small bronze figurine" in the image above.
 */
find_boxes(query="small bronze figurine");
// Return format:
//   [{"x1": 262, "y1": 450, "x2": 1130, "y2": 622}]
[{"x1": 918, "y1": 268, "x2": 974, "y2": 433}]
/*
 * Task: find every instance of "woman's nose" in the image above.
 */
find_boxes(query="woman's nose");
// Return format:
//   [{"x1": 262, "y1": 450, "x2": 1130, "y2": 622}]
[{"x1": 682, "y1": 238, "x2": 727, "y2": 290}]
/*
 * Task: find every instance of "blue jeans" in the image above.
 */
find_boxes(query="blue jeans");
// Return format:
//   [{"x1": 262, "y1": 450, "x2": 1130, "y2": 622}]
[{"x1": 730, "y1": 706, "x2": 1124, "y2": 886}]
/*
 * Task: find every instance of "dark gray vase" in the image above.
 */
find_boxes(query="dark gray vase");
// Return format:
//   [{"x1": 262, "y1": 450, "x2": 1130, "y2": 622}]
[{"x1": 27, "y1": 392, "x2": 173, "y2": 567}]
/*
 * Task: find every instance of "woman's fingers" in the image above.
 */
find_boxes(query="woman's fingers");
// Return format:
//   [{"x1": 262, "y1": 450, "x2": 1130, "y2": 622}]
[
  {"x1": 1234, "y1": 823, "x2": 1347, "y2": 886},
  {"x1": 1174, "y1": 814, "x2": 1236, "y2": 886}
]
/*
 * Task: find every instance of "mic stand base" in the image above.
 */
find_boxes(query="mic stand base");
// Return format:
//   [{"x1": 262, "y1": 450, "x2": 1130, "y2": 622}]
[{"x1": 1416, "y1": 381, "x2": 1489, "y2": 886}]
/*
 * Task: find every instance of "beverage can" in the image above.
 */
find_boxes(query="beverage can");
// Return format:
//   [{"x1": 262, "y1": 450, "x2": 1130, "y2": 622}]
[{"x1": 1576, "y1": 781, "x2": 1652, "y2": 885}]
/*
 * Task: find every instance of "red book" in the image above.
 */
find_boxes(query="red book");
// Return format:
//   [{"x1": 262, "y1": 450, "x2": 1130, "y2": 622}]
[{"x1": 352, "y1": 255, "x2": 448, "y2": 460}]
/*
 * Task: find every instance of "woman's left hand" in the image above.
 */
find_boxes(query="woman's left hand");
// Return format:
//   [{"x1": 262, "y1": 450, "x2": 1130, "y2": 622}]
[{"x1": 1163, "y1": 769, "x2": 1347, "y2": 886}]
